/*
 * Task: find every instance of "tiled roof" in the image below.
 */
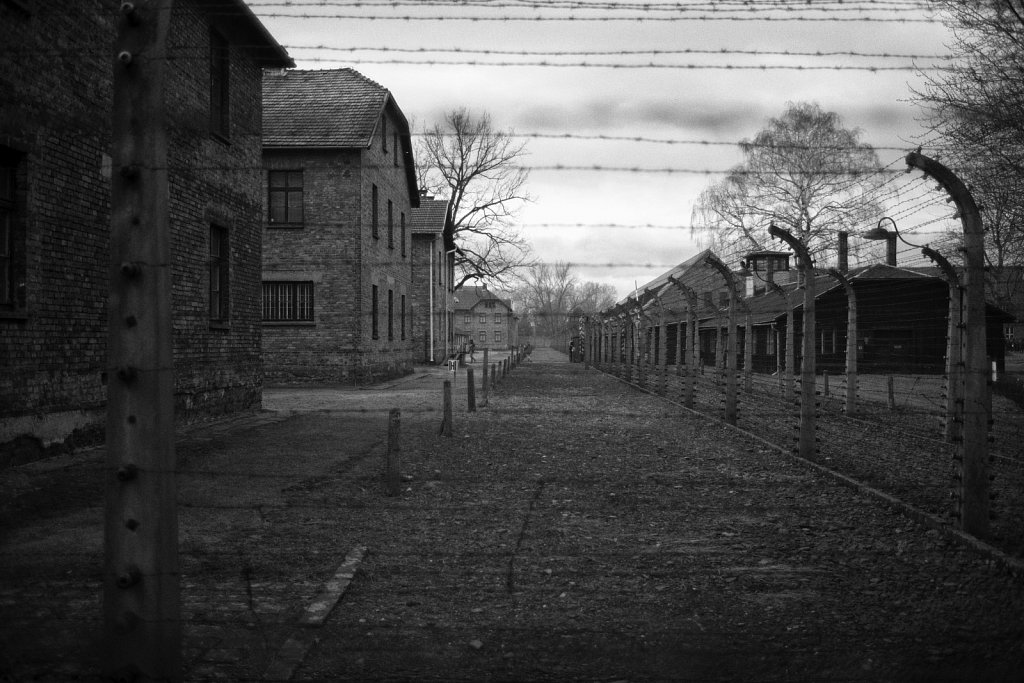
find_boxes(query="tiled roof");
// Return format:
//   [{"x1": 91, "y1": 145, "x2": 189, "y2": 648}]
[
  {"x1": 455, "y1": 286, "x2": 513, "y2": 312},
  {"x1": 410, "y1": 197, "x2": 450, "y2": 234},
  {"x1": 614, "y1": 249, "x2": 714, "y2": 308},
  {"x1": 263, "y1": 69, "x2": 389, "y2": 148}
]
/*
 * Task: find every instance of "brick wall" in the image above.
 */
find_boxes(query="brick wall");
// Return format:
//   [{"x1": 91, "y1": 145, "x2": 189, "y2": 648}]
[
  {"x1": 411, "y1": 233, "x2": 444, "y2": 362},
  {"x1": 0, "y1": 1, "x2": 268, "y2": 460},
  {"x1": 262, "y1": 106, "x2": 418, "y2": 383}
]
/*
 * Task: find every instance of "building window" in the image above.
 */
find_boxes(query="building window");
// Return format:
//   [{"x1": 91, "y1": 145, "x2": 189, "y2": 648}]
[
  {"x1": 262, "y1": 281, "x2": 314, "y2": 322},
  {"x1": 0, "y1": 148, "x2": 24, "y2": 311},
  {"x1": 401, "y1": 294, "x2": 406, "y2": 340},
  {"x1": 494, "y1": 313, "x2": 502, "y2": 324},
  {"x1": 372, "y1": 185, "x2": 379, "y2": 239},
  {"x1": 400, "y1": 212, "x2": 406, "y2": 257},
  {"x1": 478, "y1": 331, "x2": 486, "y2": 342},
  {"x1": 268, "y1": 170, "x2": 303, "y2": 226},
  {"x1": 767, "y1": 327, "x2": 776, "y2": 355},
  {"x1": 464, "y1": 314, "x2": 471, "y2": 325},
  {"x1": 494, "y1": 331, "x2": 502, "y2": 344},
  {"x1": 819, "y1": 327, "x2": 836, "y2": 355},
  {"x1": 209, "y1": 225, "x2": 229, "y2": 323},
  {"x1": 387, "y1": 199, "x2": 394, "y2": 249},
  {"x1": 478, "y1": 313, "x2": 486, "y2": 324},
  {"x1": 388, "y1": 289, "x2": 394, "y2": 341},
  {"x1": 372, "y1": 285, "x2": 379, "y2": 339},
  {"x1": 209, "y1": 29, "x2": 230, "y2": 139}
]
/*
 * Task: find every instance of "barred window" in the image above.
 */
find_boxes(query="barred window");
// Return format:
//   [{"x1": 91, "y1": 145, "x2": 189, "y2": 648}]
[{"x1": 262, "y1": 281, "x2": 314, "y2": 322}]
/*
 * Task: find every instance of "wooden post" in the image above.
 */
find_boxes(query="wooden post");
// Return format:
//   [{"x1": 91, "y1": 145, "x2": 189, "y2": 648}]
[
  {"x1": 481, "y1": 348, "x2": 489, "y2": 407},
  {"x1": 823, "y1": 370, "x2": 830, "y2": 397},
  {"x1": 441, "y1": 380, "x2": 453, "y2": 437},
  {"x1": 743, "y1": 308, "x2": 753, "y2": 393},
  {"x1": 467, "y1": 367, "x2": 476, "y2": 412},
  {"x1": 104, "y1": 1, "x2": 180, "y2": 680},
  {"x1": 887, "y1": 375, "x2": 895, "y2": 410},
  {"x1": 385, "y1": 409, "x2": 401, "y2": 496}
]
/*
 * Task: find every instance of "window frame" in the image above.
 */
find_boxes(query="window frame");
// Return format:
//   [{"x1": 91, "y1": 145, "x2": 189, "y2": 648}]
[
  {"x1": 400, "y1": 294, "x2": 406, "y2": 340},
  {"x1": 209, "y1": 28, "x2": 230, "y2": 140},
  {"x1": 262, "y1": 281, "x2": 314, "y2": 323},
  {"x1": 387, "y1": 288, "x2": 394, "y2": 341},
  {"x1": 0, "y1": 147, "x2": 26, "y2": 316},
  {"x1": 209, "y1": 224, "x2": 229, "y2": 326},
  {"x1": 267, "y1": 170, "x2": 304, "y2": 227},
  {"x1": 400, "y1": 212, "x2": 406, "y2": 257},
  {"x1": 371, "y1": 185, "x2": 379, "y2": 239},
  {"x1": 387, "y1": 199, "x2": 394, "y2": 249},
  {"x1": 372, "y1": 284, "x2": 379, "y2": 339}
]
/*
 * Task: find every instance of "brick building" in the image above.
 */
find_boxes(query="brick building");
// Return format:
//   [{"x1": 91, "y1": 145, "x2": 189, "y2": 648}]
[
  {"x1": 261, "y1": 68, "x2": 420, "y2": 383},
  {"x1": 410, "y1": 192, "x2": 457, "y2": 364},
  {"x1": 454, "y1": 285, "x2": 517, "y2": 352},
  {"x1": 0, "y1": 0, "x2": 292, "y2": 461}
]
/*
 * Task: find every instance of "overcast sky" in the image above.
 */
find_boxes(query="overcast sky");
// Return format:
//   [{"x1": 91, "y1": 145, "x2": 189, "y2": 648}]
[{"x1": 253, "y1": 1, "x2": 958, "y2": 299}]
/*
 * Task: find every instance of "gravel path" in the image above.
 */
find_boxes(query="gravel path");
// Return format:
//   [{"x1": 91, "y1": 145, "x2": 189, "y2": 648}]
[{"x1": 1, "y1": 348, "x2": 1022, "y2": 681}]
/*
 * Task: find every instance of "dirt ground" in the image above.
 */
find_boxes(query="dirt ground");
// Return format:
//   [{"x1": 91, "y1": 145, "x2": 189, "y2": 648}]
[{"x1": 2, "y1": 348, "x2": 1023, "y2": 681}]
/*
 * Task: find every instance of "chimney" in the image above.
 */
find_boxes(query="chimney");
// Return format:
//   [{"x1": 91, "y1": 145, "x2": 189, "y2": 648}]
[
  {"x1": 838, "y1": 231, "x2": 849, "y2": 273},
  {"x1": 885, "y1": 233, "x2": 897, "y2": 267}
]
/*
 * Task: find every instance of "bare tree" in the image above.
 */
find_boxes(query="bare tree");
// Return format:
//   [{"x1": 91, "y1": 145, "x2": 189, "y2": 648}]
[
  {"x1": 417, "y1": 108, "x2": 535, "y2": 289},
  {"x1": 512, "y1": 263, "x2": 618, "y2": 345},
  {"x1": 691, "y1": 102, "x2": 884, "y2": 264},
  {"x1": 913, "y1": 1, "x2": 1024, "y2": 272},
  {"x1": 514, "y1": 262, "x2": 578, "y2": 342}
]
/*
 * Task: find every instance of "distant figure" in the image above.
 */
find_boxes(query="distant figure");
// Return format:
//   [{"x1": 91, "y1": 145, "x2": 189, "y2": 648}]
[
  {"x1": 569, "y1": 339, "x2": 575, "y2": 362},
  {"x1": 468, "y1": 338, "x2": 476, "y2": 362}
]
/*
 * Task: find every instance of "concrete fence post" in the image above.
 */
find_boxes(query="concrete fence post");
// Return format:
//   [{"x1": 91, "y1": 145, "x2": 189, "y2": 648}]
[{"x1": 467, "y1": 367, "x2": 476, "y2": 413}]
